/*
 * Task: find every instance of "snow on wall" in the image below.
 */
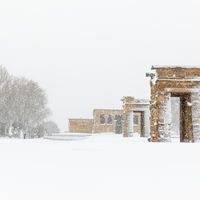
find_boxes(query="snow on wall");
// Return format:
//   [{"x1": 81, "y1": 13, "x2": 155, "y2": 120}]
[
  {"x1": 164, "y1": 94, "x2": 172, "y2": 141},
  {"x1": 191, "y1": 87, "x2": 200, "y2": 142},
  {"x1": 151, "y1": 69, "x2": 158, "y2": 86},
  {"x1": 126, "y1": 112, "x2": 133, "y2": 136},
  {"x1": 171, "y1": 97, "x2": 180, "y2": 139},
  {"x1": 144, "y1": 108, "x2": 150, "y2": 138}
]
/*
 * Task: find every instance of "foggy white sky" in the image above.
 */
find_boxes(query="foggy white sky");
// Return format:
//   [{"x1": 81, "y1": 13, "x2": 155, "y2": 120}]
[{"x1": 1, "y1": 0, "x2": 200, "y2": 131}]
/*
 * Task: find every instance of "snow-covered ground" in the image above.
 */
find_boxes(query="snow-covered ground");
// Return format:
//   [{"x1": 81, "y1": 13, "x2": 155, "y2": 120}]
[{"x1": 0, "y1": 133, "x2": 200, "y2": 200}]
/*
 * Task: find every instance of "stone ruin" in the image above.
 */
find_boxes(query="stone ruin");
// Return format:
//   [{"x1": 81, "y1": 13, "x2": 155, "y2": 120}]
[{"x1": 146, "y1": 66, "x2": 200, "y2": 142}]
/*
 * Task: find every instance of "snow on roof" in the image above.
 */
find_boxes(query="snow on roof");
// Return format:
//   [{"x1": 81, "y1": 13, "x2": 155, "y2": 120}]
[
  {"x1": 122, "y1": 97, "x2": 149, "y2": 105},
  {"x1": 129, "y1": 99, "x2": 150, "y2": 105},
  {"x1": 132, "y1": 99, "x2": 149, "y2": 104},
  {"x1": 152, "y1": 65, "x2": 200, "y2": 69},
  {"x1": 93, "y1": 109, "x2": 123, "y2": 112}
]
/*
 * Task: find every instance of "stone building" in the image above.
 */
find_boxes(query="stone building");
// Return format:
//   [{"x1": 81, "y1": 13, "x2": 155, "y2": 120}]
[
  {"x1": 146, "y1": 66, "x2": 200, "y2": 142},
  {"x1": 93, "y1": 109, "x2": 123, "y2": 134},
  {"x1": 68, "y1": 119, "x2": 93, "y2": 133},
  {"x1": 68, "y1": 109, "x2": 124, "y2": 134},
  {"x1": 122, "y1": 97, "x2": 150, "y2": 137}
]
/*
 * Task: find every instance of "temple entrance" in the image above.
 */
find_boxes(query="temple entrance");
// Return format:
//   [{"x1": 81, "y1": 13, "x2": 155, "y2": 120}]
[
  {"x1": 146, "y1": 66, "x2": 200, "y2": 142},
  {"x1": 171, "y1": 93, "x2": 193, "y2": 142}
]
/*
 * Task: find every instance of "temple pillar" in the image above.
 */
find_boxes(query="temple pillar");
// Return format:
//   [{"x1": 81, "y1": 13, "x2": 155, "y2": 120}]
[
  {"x1": 191, "y1": 89, "x2": 200, "y2": 142},
  {"x1": 127, "y1": 111, "x2": 133, "y2": 137}
]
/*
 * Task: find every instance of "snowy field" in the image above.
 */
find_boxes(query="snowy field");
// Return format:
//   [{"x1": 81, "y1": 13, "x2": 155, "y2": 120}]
[{"x1": 0, "y1": 133, "x2": 200, "y2": 200}]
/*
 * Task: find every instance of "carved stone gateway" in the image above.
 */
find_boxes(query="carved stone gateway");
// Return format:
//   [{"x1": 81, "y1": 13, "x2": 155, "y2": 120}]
[
  {"x1": 146, "y1": 66, "x2": 200, "y2": 142},
  {"x1": 122, "y1": 97, "x2": 150, "y2": 138}
]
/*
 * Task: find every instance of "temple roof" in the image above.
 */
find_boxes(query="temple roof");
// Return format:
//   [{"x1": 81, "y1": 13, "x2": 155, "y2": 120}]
[
  {"x1": 152, "y1": 65, "x2": 200, "y2": 69},
  {"x1": 122, "y1": 97, "x2": 149, "y2": 105}
]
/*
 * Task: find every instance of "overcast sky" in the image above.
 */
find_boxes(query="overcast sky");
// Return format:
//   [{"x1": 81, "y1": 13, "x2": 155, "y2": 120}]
[{"x1": 1, "y1": 0, "x2": 200, "y2": 131}]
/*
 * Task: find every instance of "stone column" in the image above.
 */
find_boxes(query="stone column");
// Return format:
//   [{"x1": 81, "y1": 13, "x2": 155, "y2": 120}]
[
  {"x1": 127, "y1": 112, "x2": 133, "y2": 137},
  {"x1": 149, "y1": 80, "x2": 159, "y2": 142},
  {"x1": 158, "y1": 93, "x2": 171, "y2": 142},
  {"x1": 163, "y1": 94, "x2": 171, "y2": 142},
  {"x1": 144, "y1": 108, "x2": 150, "y2": 138}
]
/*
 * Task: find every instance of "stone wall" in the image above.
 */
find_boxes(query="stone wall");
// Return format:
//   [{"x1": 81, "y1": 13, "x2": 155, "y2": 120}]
[
  {"x1": 69, "y1": 119, "x2": 93, "y2": 133},
  {"x1": 93, "y1": 109, "x2": 123, "y2": 133}
]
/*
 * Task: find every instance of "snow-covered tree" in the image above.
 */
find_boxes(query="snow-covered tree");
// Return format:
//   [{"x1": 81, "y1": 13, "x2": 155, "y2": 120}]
[
  {"x1": 0, "y1": 66, "x2": 14, "y2": 135},
  {"x1": 0, "y1": 66, "x2": 51, "y2": 138},
  {"x1": 11, "y1": 77, "x2": 50, "y2": 138}
]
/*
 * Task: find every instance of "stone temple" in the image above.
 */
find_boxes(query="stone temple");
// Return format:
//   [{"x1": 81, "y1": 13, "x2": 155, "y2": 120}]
[{"x1": 146, "y1": 66, "x2": 200, "y2": 142}]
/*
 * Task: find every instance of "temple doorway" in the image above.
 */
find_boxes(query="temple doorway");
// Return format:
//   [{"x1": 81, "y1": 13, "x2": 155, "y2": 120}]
[{"x1": 171, "y1": 93, "x2": 193, "y2": 142}]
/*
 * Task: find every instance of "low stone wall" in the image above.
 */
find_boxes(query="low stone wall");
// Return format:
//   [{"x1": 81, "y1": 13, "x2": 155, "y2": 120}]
[{"x1": 68, "y1": 119, "x2": 93, "y2": 133}]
